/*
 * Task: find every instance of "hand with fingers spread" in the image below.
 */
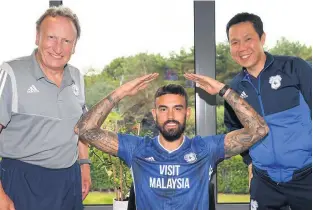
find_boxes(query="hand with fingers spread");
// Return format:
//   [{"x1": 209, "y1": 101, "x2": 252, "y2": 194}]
[
  {"x1": 117, "y1": 73, "x2": 159, "y2": 98},
  {"x1": 184, "y1": 73, "x2": 225, "y2": 96}
]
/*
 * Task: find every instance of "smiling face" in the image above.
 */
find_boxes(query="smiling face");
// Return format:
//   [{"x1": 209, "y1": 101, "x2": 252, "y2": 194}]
[
  {"x1": 35, "y1": 15, "x2": 77, "y2": 71},
  {"x1": 152, "y1": 94, "x2": 190, "y2": 142},
  {"x1": 228, "y1": 21, "x2": 266, "y2": 72}
]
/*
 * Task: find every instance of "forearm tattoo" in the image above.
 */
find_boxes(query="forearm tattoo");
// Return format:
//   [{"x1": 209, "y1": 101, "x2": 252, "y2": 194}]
[
  {"x1": 75, "y1": 92, "x2": 121, "y2": 155},
  {"x1": 224, "y1": 89, "x2": 269, "y2": 157},
  {"x1": 80, "y1": 128, "x2": 118, "y2": 156}
]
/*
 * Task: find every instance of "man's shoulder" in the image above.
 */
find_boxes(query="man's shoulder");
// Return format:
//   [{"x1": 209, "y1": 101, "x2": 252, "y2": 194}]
[
  {"x1": 67, "y1": 64, "x2": 82, "y2": 75},
  {"x1": 271, "y1": 54, "x2": 309, "y2": 73},
  {"x1": 119, "y1": 133, "x2": 155, "y2": 144},
  {"x1": 1, "y1": 54, "x2": 32, "y2": 73},
  {"x1": 273, "y1": 54, "x2": 299, "y2": 61},
  {"x1": 65, "y1": 64, "x2": 85, "y2": 93},
  {"x1": 190, "y1": 135, "x2": 224, "y2": 144},
  {"x1": 272, "y1": 54, "x2": 303, "y2": 66},
  {"x1": 188, "y1": 135, "x2": 207, "y2": 147}
]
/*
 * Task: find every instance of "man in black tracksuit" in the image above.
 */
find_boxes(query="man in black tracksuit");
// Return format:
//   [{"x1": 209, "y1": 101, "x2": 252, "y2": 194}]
[{"x1": 224, "y1": 12, "x2": 311, "y2": 210}]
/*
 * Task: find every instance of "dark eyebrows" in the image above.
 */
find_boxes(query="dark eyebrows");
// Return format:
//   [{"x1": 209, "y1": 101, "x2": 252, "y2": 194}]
[
  {"x1": 157, "y1": 104, "x2": 184, "y2": 109},
  {"x1": 157, "y1": 105, "x2": 168, "y2": 109},
  {"x1": 174, "y1": 105, "x2": 184, "y2": 109}
]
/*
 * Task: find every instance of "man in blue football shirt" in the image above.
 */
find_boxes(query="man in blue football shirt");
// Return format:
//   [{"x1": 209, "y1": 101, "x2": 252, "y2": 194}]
[{"x1": 75, "y1": 73, "x2": 269, "y2": 209}]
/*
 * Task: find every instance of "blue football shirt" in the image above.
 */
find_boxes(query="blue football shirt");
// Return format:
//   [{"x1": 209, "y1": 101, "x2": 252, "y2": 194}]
[{"x1": 117, "y1": 134, "x2": 225, "y2": 210}]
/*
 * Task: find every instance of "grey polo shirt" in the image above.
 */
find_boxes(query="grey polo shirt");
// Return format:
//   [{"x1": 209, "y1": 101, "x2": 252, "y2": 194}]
[{"x1": 0, "y1": 50, "x2": 87, "y2": 169}]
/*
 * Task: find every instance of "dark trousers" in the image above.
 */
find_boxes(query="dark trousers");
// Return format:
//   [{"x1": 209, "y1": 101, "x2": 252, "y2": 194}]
[
  {"x1": 0, "y1": 158, "x2": 83, "y2": 210},
  {"x1": 127, "y1": 184, "x2": 136, "y2": 210},
  {"x1": 250, "y1": 165, "x2": 311, "y2": 210}
]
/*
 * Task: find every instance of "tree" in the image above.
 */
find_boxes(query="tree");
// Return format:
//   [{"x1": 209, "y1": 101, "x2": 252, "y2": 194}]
[{"x1": 269, "y1": 37, "x2": 312, "y2": 61}]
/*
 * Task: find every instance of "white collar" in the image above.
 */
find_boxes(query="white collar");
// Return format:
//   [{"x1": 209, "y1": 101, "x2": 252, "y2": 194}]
[{"x1": 157, "y1": 136, "x2": 185, "y2": 154}]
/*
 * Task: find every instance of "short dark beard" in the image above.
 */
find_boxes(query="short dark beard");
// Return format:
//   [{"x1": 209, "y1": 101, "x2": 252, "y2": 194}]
[{"x1": 156, "y1": 116, "x2": 186, "y2": 142}]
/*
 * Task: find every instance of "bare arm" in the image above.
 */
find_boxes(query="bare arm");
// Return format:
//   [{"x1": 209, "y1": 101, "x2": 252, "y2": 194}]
[
  {"x1": 223, "y1": 89, "x2": 269, "y2": 157},
  {"x1": 75, "y1": 91, "x2": 121, "y2": 156},
  {"x1": 78, "y1": 140, "x2": 89, "y2": 159},
  {"x1": 184, "y1": 73, "x2": 269, "y2": 158},
  {"x1": 75, "y1": 73, "x2": 158, "y2": 156}
]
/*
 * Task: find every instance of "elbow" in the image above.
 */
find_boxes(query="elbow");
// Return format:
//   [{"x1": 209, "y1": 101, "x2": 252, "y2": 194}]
[
  {"x1": 261, "y1": 117, "x2": 270, "y2": 136},
  {"x1": 74, "y1": 124, "x2": 89, "y2": 142},
  {"x1": 256, "y1": 121, "x2": 269, "y2": 140},
  {"x1": 74, "y1": 125, "x2": 80, "y2": 135}
]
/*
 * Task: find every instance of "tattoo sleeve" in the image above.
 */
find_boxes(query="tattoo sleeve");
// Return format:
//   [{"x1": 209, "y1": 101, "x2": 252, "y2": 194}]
[
  {"x1": 75, "y1": 92, "x2": 121, "y2": 156},
  {"x1": 224, "y1": 89, "x2": 269, "y2": 157}
]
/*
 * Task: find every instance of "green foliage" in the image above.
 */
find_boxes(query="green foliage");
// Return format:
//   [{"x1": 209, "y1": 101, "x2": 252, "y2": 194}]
[
  {"x1": 217, "y1": 155, "x2": 249, "y2": 194},
  {"x1": 216, "y1": 42, "x2": 241, "y2": 84},
  {"x1": 269, "y1": 37, "x2": 312, "y2": 61},
  {"x1": 216, "y1": 106, "x2": 227, "y2": 135}
]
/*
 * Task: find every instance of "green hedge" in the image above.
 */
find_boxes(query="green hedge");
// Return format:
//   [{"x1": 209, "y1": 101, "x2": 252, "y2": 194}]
[{"x1": 217, "y1": 155, "x2": 249, "y2": 194}]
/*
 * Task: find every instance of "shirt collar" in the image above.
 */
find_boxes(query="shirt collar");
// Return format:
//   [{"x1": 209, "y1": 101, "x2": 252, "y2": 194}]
[
  {"x1": 241, "y1": 51, "x2": 274, "y2": 81},
  {"x1": 157, "y1": 136, "x2": 186, "y2": 154},
  {"x1": 30, "y1": 49, "x2": 74, "y2": 86}
]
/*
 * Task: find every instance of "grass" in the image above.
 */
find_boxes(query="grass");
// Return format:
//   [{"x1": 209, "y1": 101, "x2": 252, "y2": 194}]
[
  {"x1": 84, "y1": 192, "x2": 250, "y2": 205},
  {"x1": 217, "y1": 193, "x2": 250, "y2": 203},
  {"x1": 83, "y1": 192, "x2": 115, "y2": 205}
]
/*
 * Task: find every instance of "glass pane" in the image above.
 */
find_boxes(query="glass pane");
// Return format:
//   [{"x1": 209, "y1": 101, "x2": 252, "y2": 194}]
[
  {"x1": 216, "y1": 0, "x2": 312, "y2": 204},
  {"x1": 63, "y1": 0, "x2": 195, "y2": 205}
]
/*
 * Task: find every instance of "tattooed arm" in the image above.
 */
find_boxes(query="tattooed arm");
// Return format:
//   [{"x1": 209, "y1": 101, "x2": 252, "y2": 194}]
[
  {"x1": 222, "y1": 89, "x2": 268, "y2": 157},
  {"x1": 75, "y1": 73, "x2": 158, "y2": 156},
  {"x1": 75, "y1": 91, "x2": 121, "y2": 156},
  {"x1": 184, "y1": 73, "x2": 269, "y2": 158}
]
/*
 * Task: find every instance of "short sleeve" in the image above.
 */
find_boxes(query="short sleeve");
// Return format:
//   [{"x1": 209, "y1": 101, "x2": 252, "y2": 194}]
[
  {"x1": 203, "y1": 134, "x2": 225, "y2": 166},
  {"x1": 0, "y1": 67, "x2": 12, "y2": 127},
  {"x1": 117, "y1": 133, "x2": 143, "y2": 167}
]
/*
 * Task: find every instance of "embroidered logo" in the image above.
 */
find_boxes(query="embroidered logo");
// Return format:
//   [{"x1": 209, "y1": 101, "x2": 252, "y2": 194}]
[
  {"x1": 269, "y1": 75, "x2": 282, "y2": 90},
  {"x1": 240, "y1": 91, "x2": 248, "y2": 99},
  {"x1": 27, "y1": 85, "x2": 39, "y2": 93},
  {"x1": 144, "y1": 157, "x2": 155, "y2": 162},
  {"x1": 251, "y1": 199, "x2": 258, "y2": 210},
  {"x1": 71, "y1": 84, "x2": 79, "y2": 96},
  {"x1": 184, "y1": 152, "x2": 197, "y2": 163}
]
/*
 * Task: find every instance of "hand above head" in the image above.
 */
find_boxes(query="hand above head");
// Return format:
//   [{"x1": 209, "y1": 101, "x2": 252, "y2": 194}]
[
  {"x1": 184, "y1": 73, "x2": 225, "y2": 95},
  {"x1": 117, "y1": 73, "x2": 159, "y2": 98}
]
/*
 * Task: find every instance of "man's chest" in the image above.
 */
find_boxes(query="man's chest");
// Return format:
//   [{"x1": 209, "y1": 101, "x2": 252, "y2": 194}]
[
  {"x1": 131, "y1": 149, "x2": 214, "y2": 190},
  {"x1": 236, "y1": 71, "x2": 300, "y2": 116},
  {"x1": 16, "y1": 77, "x2": 83, "y2": 119}
]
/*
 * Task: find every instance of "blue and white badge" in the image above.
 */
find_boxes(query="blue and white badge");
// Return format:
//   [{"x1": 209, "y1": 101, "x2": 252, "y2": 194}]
[
  {"x1": 269, "y1": 75, "x2": 282, "y2": 90},
  {"x1": 184, "y1": 152, "x2": 197, "y2": 163}
]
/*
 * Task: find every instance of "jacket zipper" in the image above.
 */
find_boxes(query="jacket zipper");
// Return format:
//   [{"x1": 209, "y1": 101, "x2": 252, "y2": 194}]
[{"x1": 246, "y1": 73, "x2": 281, "y2": 181}]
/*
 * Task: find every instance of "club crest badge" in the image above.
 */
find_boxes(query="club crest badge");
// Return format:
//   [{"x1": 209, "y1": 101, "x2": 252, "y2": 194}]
[
  {"x1": 269, "y1": 75, "x2": 282, "y2": 90},
  {"x1": 72, "y1": 84, "x2": 79, "y2": 96},
  {"x1": 184, "y1": 152, "x2": 197, "y2": 163}
]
